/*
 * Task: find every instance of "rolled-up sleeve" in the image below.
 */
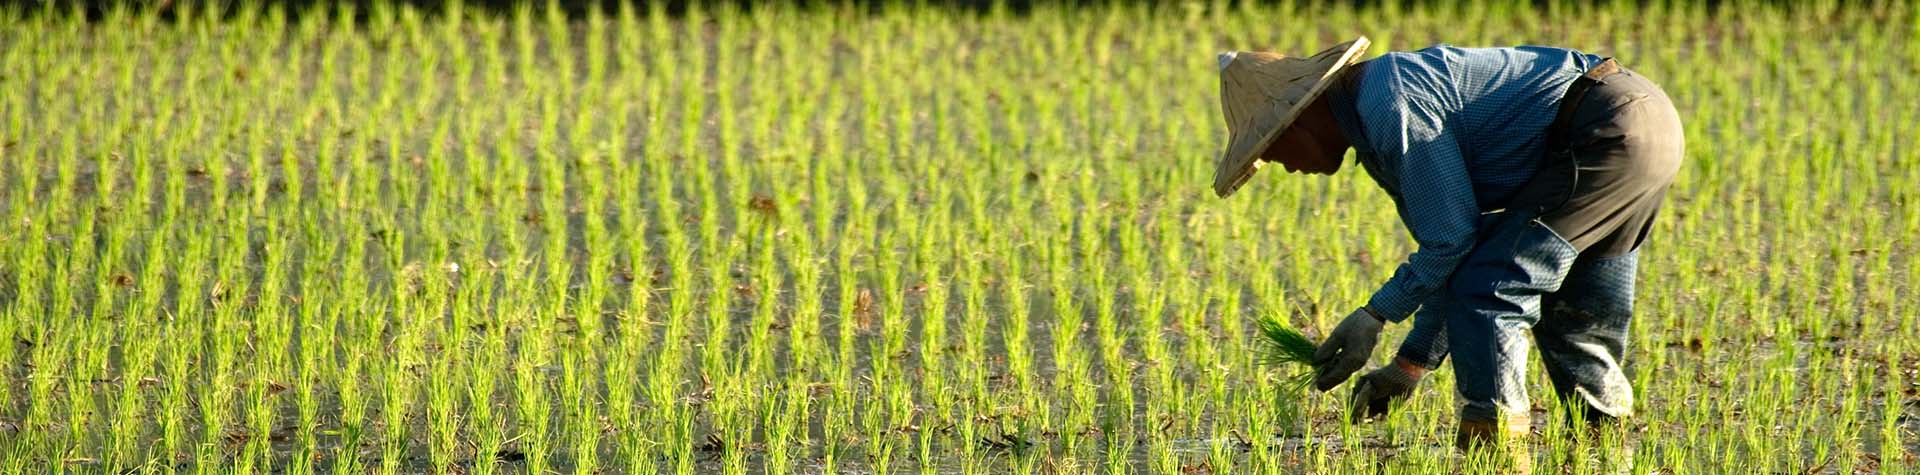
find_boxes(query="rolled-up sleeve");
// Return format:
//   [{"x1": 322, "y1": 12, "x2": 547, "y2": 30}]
[{"x1": 1355, "y1": 73, "x2": 1480, "y2": 322}]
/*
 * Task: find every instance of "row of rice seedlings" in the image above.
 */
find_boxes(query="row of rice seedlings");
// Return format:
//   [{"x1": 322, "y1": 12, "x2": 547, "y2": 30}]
[{"x1": 1, "y1": 0, "x2": 1917, "y2": 473}]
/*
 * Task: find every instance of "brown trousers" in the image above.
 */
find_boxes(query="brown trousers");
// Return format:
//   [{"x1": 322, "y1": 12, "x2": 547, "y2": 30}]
[{"x1": 1514, "y1": 65, "x2": 1686, "y2": 257}]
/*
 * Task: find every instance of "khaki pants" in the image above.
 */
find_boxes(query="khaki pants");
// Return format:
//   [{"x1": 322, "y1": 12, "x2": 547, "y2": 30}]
[{"x1": 1523, "y1": 65, "x2": 1686, "y2": 257}]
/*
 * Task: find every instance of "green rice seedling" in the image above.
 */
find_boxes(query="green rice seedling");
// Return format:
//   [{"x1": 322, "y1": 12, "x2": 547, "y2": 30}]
[
  {"x1": 469, "y1": 339, "x2": 506, "y2": 475},
  {"x1": 426, "y1": 352, "x2": 461, "y2": 473},
  {"x1": 1253, "y1": 317, "x2": 1319, "y2": 391},
  {"x1": 561, "y1": 349, "x2": 600, "y2": 475}
]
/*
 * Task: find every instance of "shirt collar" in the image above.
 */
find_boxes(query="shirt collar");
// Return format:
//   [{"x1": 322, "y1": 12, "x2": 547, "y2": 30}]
[
  {"x1": 1324, "y1": 60, "x2": 1402, "y2": 198},
  {"x1": 1325, "y1": 61, "x2": 1372, "y2": 159}
]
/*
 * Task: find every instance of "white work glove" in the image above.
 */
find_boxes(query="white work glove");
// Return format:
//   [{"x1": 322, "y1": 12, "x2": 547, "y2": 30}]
[{"x1": 1313, "y1": 307, "x2": 1385, "y2": 391}]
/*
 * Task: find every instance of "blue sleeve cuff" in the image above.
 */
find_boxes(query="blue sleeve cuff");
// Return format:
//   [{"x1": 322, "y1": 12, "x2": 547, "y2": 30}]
[{"x1": 1367, "y1": 289, "x2": 1422, "y2": 323}]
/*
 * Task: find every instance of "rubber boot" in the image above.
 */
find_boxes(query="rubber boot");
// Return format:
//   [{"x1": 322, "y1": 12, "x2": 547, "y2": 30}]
[
  {"x1": 1572, "y1": 412, "x2": 1634, "y2": 475},
  {"x1": 1457, "y1": 417, "x2": 1532, "y2": 475}
]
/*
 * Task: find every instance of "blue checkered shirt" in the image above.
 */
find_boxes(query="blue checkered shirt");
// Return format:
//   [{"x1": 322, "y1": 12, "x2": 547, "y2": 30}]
[{"x1": 1325, "y1": 45, "x2": 1606, "y2": 322}]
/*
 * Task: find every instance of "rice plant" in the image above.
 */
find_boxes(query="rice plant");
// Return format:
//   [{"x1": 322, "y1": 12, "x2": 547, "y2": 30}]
[
  {"x1": 1254, "y1": 317, "x2": 1320, "y2": 390},
  {"x1": 0, "y1": 0, "x2": 1915, "y2": 473}
]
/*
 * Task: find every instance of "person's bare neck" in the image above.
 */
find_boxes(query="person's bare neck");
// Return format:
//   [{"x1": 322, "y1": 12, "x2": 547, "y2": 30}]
[
  {"x1": 1315, "y1": 62, "x2": 1365, "y2": 153},
  {"x1": 1301, "y1": 97, "x2": 1350, "y2": 159}
]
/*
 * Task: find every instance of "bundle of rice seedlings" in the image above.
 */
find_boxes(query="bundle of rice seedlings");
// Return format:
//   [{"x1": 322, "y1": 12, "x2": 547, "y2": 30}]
[{"x1": 1255, "y1": 316, "x2": 1320, "y2": 390}]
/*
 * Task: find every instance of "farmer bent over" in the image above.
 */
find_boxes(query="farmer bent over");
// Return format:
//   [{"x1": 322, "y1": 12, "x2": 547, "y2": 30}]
[{"x1": 1212, "y1": 37, "x2": 1682, "y2": 456}]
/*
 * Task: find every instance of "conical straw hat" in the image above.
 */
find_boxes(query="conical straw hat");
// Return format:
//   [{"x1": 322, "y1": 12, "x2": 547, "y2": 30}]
[{"x1": 1213, "y1": 37, "x2": 1371, "y2": 198}]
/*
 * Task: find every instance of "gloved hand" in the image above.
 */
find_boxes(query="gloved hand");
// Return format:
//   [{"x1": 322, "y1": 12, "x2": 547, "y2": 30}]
[
  {"x1": 1313, "y1": 307, "x2": 1385, "y2": 391},
  {"x1": 1349, "y1": 364, "x2": 1421, "y2": 422}
]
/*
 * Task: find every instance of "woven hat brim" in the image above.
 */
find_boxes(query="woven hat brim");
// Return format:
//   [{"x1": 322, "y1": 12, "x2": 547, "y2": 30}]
[{"x1": 1213, "y1": 38, "x2": 1371, "y2": 198}]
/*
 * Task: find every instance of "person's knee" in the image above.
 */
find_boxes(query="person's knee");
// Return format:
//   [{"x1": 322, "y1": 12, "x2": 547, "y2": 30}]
[
  {"x1": 1554, "y1": 252, "x2": 1639, "y2": 319},
  {"x1": 1447, "y1": 223, "x2": 1580, "y2": 322}
]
